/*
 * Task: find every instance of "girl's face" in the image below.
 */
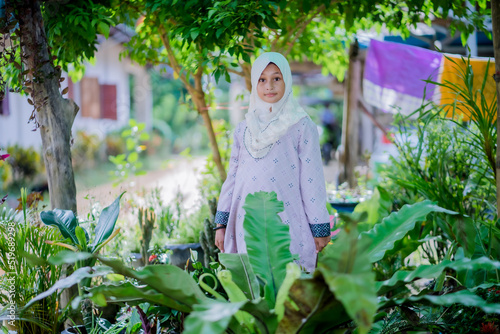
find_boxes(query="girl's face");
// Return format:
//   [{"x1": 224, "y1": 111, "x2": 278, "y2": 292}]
[{"x1": 257, "y1": 63, "x2": 285, "y2": 104}]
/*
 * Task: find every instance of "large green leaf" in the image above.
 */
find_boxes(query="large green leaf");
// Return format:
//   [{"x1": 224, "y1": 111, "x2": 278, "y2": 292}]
[
  {"x1": 217, "y1": 270, "x2": 258, "y2": 330},
  {"x1": 275, "y1": 262, "x2": 301, "y2": 321},
  {"x1": 183, "y1": 299, "x2": 246, "y2": 334},
  {"x1": 97, "y1": 257, "x2": 206, "y2": 310},
  {"x1": 377, "y1": 257, "x2": 500, "y2": 296},
  {"x1": 48, "y1": 250, "x2": 93, "y2": 265},
  {"x1": 317, "y1": 227, "x2": 377, "y2": 334},
  {"x1": 40, "y1": 209, "x2": 79, "y2": 245},
  {"x1": 242, "y1": 191, "x2": 293, "y2": 309},
  {"x1": 276, "y1": 276, "x2": 348, "y2": 334},
  {"x1": 218, "y1": 253, "x2": 260, "y2": 300},
  {"x1": 91, "y1": 192, "x2": 125, "y2": 252},
  {"x1": 383, "y1": 289, "x2": 500, "y2": 314},
  {"x1": 450, "y1": 215, "x2": 476, "y2": 257},
  {"x1": 25, "y1": 266, "x2": 111, "y2": 309},
  {"x1": 86, "y1": 282, "x2": 191, "y2": 313},
  {"x1": 361, "y1": 200, "x2": 456, "y2": 263}
]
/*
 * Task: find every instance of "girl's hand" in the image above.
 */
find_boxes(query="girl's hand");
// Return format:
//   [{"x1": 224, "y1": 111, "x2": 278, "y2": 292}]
[
  {"x1": 215, "y1": 227, "x2": 226, "y2": 253},
  {"x1": 314, "y1": 236, "x2": 331, "y2": 253}
]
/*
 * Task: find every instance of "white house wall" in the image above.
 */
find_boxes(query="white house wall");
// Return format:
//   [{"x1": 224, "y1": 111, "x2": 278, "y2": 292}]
[
  {"x1": 0, "y1": 93, "x2": 42, "y2": 149},
  {"x1": 0, "y1": 36, "x2": 152, "y2": 149}
]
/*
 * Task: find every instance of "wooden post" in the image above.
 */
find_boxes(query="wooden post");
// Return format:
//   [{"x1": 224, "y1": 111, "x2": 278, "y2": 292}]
[{"x1": 340, "y1": 40, "x2": 361, "y2": 187}]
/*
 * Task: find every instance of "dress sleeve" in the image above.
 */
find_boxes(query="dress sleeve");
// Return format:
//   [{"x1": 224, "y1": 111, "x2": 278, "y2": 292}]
[
  {"x1": 298, "y1": 118, "x2": 331, "y2": 238},
  {"x1": 215, "y1": 122, "x2": 242, "y2": 226}
]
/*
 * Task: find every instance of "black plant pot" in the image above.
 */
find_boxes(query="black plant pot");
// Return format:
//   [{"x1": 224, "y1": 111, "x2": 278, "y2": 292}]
[
  {"x1": 61, "y1": 325, "x2": 86, "y2": 334},
  {"x1": 329, "y1": 201, "x2": 359, "y2": 213},
  {"x1": 165, "y1": 242, "x2": 204, "y2": 270},
  {"x1": 61, "y1": 325, "x2": 125, "y2": 334}
]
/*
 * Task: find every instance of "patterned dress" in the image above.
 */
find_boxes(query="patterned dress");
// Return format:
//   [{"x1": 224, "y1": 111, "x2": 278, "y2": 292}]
[{"x1": 215, "y1": 116, "x2": 330, "y2": 272}]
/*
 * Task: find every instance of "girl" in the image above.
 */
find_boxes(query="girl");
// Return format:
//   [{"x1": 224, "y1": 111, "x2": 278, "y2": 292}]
[{"x1": 214, "y1": 52, "x2": 331, "y2": 272}]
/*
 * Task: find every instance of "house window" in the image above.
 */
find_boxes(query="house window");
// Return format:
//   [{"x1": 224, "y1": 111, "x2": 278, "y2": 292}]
[{"x1": 100, "y1": 84, "x2": 117, "y2": 120}]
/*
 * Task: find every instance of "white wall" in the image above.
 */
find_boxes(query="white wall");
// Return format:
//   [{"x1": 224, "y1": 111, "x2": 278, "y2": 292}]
[{"x1": 0, "y1": 37, "x2": 152, "y2": 149}]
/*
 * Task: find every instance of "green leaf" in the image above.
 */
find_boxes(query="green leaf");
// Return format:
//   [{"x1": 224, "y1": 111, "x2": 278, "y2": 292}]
[
  {"x1": 387, "y1": 289, "x2": 500, "y2": 314},
  {"x1": 218, "y1": 253, "x2": 260, "y2": 300},
  {"x1": 75, "y1": 226, "x2": 89, "y2": 250},
  {"x1": 361, "y1": 201, "x2": 456, "y2": 263},
  {"x1": 318, "y1": 227, "x2": 377, "y2": 334},
  {"x1": 91, "y1": 192, "x2": 125, "y2": 252},
  {"x1": 98, "y1": 21, "x2": 110, "y2": 38},
  {"x1": 87, "y1": 282, "x2": 192, "y2": 312},
  {"x1": 377, "y1": 257, "x2": 500, "y2": 296},
  {"x1": 242, "y1": 191, "x2": 293, "y2": 309},
  {"x1": 97, "y1": 257, "x2": 207, "y2": 310},
  {"x1": 25, "y1": 266, "x2": 111, "y2": 309},
  {"x1": 450, "y1": 215, "x2": 476, "y2": 257},
  {"x1": 127, "y1": 151, "x2": 139, "y2": 163},
  {"x1": 217, "y1": 270, "x2": 249, "y2": 302},
  {"x1": 275, "y1": 262, "x2": 301, "y2": 321},
  {"x1": 40, "y1": 209, "x2": 79, "y2": 245},
  {"x1": 49, "y1": 251, "x2": 93, "y2": 265},
  {"x1": 353, "y1": 186, "x2": 392, "y2": 226},
  {"x1": 184, "y1": 300, "x2": 246, "y2": 334},
  {"x1": 276, "y1": 277, "x2": 347, "y2": 333},
  {"x1": 217, "y1": 271, "x2": 257, "y2": 329},
  {"x1": 126, "y1": 138, "x2": 135, "y2": 151}
]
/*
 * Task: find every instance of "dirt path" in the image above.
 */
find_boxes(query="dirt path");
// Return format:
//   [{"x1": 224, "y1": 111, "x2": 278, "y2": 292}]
[
  {"x1": 76, "y1": 156, "x2": 206, "y2": 215},
  {"x1": 75, "y1": 155, "x2": 339, "y2": 215}
]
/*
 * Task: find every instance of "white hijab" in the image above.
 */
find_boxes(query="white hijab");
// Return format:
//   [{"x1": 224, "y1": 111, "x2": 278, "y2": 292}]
[{"x1": 244, "y1": 52, "x2": 308, "y2": 159}]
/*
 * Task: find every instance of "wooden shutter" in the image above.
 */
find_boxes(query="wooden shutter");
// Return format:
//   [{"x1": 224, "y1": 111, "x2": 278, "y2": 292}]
[
  {"x1": 80, "y1": 77, "x2": 101, "y2": 119},
  {"x1": 100, "y1": 84, "x2": 117, "y2": 120}
]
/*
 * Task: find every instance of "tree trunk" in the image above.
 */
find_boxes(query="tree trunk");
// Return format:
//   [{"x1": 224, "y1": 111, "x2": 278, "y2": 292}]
[
  {"x1": 339, "y1": 41, "x2": 361, "y2": 187},
  {"x1": 492, "y1": 0, "x2": 500, "y2": 216},
  {"x1": 18, "y1": 0, "x2": 78, "y2": 212}
]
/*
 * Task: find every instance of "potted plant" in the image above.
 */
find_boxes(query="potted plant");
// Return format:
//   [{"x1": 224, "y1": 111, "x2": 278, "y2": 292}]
[{"x1": 327, "y1": 182, "x2": 372, "y2": 213}]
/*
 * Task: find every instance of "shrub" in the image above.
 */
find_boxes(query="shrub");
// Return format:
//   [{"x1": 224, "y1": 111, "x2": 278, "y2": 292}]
[{"x1": 71, "y1": 130, "x2": 102, "y2": 171}]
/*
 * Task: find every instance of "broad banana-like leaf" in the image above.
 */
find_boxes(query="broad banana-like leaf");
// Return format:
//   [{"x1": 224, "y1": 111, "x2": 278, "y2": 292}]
[
  {"x1": 318, "y1": 227, "x2": 377, "y2": 334},
  {"x1": 276, "y1": 276, "x2": 348, "y2": 334},
  {"x1": 48, "y1": 250, "x2": 93, "y2": 265},
  {"x1": 361, "y1": 200, "x2": 456, "y2": 263},
  {"x1": 91, "y1": 192, "x2": 125, "y2": 252},
  {"x1": 219, "y1": 253, "x2": 260, "y2": 300},
  {"x1": 377, "y1": 257, "x2": 500, "y2": 296},
  {"x1": 242, "y1": 191, "x2": 293, "y2": 309},
  {"x1": 86, "y1": 282, "x2": 191, "y2": 313},
  {"x1": 382, "y1": 289, "x2": 500, "y2": 314},
  {"x1": 25, "y1": 266, "x2": 111, "y2": 309},
  {"x1": 98, "y1": 257, "x2": 206, "y2": 310},
  {"x1": 40, "y1": 209, "x2": 80, "y2": 245},
  {"x1": 183, "y1": 299, "x2": 246, "y2": 334}
]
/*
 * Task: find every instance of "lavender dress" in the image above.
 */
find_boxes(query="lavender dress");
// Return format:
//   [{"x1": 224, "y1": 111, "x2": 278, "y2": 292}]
[{"x1": 215, "y1": 116, "x2": 330, "y2": 272}]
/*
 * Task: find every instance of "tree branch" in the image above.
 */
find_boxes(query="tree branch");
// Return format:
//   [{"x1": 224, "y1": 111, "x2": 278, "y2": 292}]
[
  {"x1": 283, "y1": 4, "x2": 325, "y2": 57},
  {"x1": 158, "y1": 23, "x2": 194, "y2": 91},
  {"x1": 227, "y1": 68, "x2": 244, "y2": 76}
]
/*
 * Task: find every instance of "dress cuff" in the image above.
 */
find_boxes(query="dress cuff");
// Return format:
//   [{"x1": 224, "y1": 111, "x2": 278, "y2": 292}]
[
  {"x1": 309, "y1": 223, "x2": 331, "y2": 238},
  {"x1": 215, "y1": 211, "x2": 230, "y2": 226}
]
